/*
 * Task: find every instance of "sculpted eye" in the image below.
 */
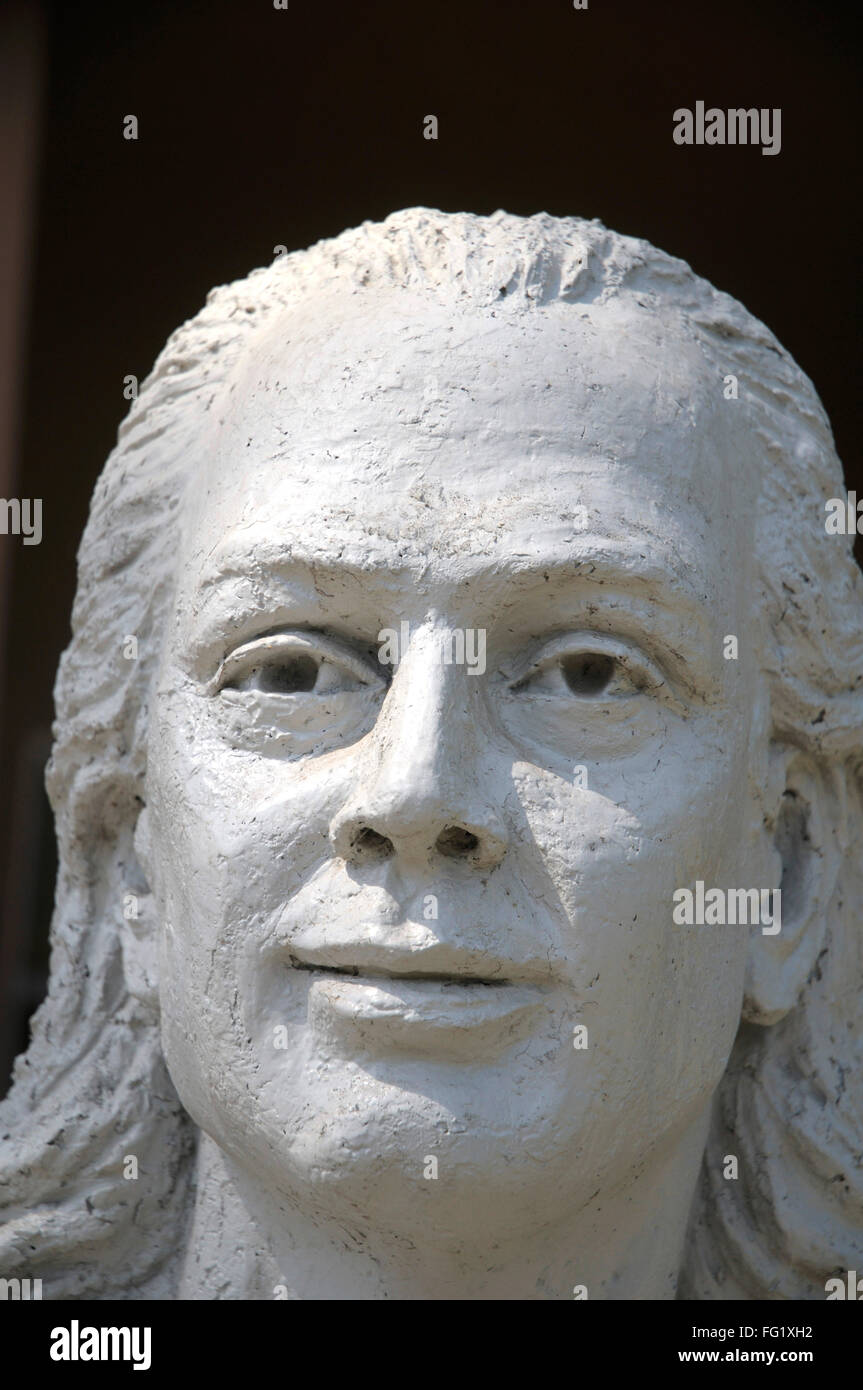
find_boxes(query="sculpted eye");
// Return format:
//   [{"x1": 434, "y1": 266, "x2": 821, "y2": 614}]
[
  {"x1": 247, "y1": 654, "x2": 319, "y2": 694},
  {"x1": 211, "y1": 632, "x2": 384, "y2": 697},
  {"x1": 511, "y1": 635, "x2": 662, "y2": 702},
  {"x1": 560, "y1": 652, "x2": 616, "y2": 696}
]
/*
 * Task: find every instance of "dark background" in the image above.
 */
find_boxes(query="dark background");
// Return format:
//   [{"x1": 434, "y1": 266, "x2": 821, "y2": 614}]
[{"x1": 1, "y1": 0, "x2": 860, "y2": 1092}]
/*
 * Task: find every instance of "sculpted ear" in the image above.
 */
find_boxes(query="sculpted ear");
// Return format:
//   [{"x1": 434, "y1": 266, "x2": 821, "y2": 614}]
[
  {"x1": 742, "y1": 746, "x2": 844, "y2": 1026},
  {"x1": 120, "y1": 804, "x2": 159, "y2": 1009}
]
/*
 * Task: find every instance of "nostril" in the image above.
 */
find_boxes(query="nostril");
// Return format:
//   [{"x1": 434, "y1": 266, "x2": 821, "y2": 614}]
[
  {"x1": 351, "y1": 826, "x2": 394, "y2": 860},
  {"x1": 436, "y1": 825, "x2": 480, "y2": 859}
]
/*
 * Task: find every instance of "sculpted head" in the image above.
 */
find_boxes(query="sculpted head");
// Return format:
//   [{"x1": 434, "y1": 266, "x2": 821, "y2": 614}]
[{"x1": 2, "y1": 209, "x2": 861, "y2": 1299}]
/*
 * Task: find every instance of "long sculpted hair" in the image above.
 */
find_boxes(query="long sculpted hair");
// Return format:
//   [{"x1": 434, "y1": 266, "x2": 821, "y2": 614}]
[{"x1": 1, "y1": 209, "x2": 861, "y2": 1299}]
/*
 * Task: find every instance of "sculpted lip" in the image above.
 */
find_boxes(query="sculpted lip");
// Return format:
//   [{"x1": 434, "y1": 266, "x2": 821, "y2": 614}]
[
  {"x1": 283, "y1": 935, "x2": 553, "y2": 1049},
  {"x1": 284, "y1": 935, "x2": 555, "y2": 987}
]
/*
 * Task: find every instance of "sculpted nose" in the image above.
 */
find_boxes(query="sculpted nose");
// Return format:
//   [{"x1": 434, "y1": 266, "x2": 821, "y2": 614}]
[
  {"x1": 339, "y1": 820, "x2": 500, "y2": 868},
  {"x1": 329, "y1": 624, "x2": 507, "y2": 872}
]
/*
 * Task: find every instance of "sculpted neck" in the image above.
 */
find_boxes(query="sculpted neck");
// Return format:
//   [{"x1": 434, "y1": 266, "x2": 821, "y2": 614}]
[{"x1": 179, "y1": 1113, "x2": 710, "y2": 1300}]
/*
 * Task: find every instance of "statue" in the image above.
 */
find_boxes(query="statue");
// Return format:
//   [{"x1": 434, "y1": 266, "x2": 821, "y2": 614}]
[{"x1": 1, "y1": 208, "x2": 861, "y2": 1299}]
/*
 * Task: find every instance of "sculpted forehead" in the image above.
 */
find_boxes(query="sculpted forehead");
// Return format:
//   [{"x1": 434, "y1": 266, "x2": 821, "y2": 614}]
[{"x1": 180, "y1": 292, "x2": 756, "y2": 596}]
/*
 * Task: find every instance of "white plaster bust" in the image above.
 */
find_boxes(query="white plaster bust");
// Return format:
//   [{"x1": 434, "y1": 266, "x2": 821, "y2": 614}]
[{"x1": 1, "y1": 209, "x2": 861, "y2": 1300}]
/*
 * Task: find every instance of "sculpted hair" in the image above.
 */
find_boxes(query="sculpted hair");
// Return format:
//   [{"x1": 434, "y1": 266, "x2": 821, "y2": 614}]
[{"x1": 1, "y1": 208, "x2": 860, "y2": 1298}]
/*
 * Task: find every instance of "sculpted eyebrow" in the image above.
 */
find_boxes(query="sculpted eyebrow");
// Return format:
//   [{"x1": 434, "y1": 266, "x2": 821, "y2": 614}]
[
  {"x1": 202, "y1": 537, "x2": 706, "y2": 590},
  {"x1": 506, "y1": 553, "x2": 705, "y2": 598},
  {"x1": 195, "y1": 542, "x2": 714, "y2": 639},
  {"x1": 494, "y1": 551, "x2": 714, "y2": 632},
  {"x1": 188, "y1": 556, "x2": 378, "y2": 666}
]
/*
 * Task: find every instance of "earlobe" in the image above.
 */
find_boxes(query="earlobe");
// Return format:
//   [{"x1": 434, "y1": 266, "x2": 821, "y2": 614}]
[{"x1": 742, "y1": 748, "x2": 842, "y2": 1026}]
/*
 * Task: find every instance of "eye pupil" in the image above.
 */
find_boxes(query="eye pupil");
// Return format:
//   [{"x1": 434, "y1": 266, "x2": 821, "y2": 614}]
[
  {"x1": 258, "y1": 654, "x2": 319, "y2": 693},
  {"x1": 561, "y1": 652, "x2": 615, "y2": 696}
]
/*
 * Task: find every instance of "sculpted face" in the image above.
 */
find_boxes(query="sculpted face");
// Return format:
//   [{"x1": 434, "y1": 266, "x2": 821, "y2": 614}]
[{"x1": 144, "y1": 290, "x2": 770, "y2": 1243}]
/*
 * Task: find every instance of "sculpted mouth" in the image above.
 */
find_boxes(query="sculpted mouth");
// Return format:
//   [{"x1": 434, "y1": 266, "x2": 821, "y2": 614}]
[
  {"x1": 284, "y1": 936, "x2": 552, "y2": 988},
  {"x1": 288, "y1": 958, "x2": 512, "y2": 987},
  {"x1": 279, "y1": 937, "x2": 552, "y2": 1054}
]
